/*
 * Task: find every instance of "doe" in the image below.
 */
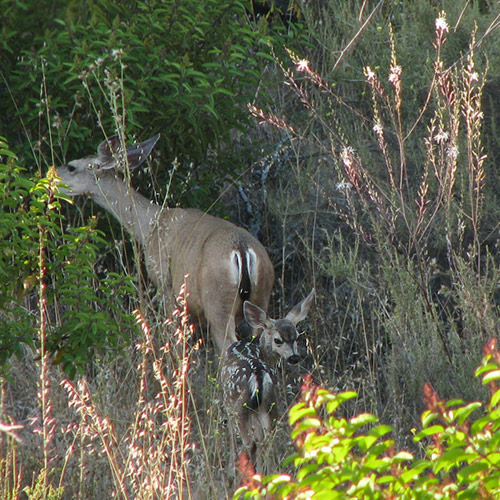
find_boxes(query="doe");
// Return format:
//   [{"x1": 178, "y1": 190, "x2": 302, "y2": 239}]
[
  {"x1": 221, "y1": 288, "x2": 315, "y2": 474},
  {"x1": 56, "y1": 134, "x2": 274, "y2": 354}
]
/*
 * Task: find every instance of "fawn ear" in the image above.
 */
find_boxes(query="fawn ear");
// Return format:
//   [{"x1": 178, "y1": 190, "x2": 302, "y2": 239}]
[
  {"x1": 243, "y1": 301, "x2": 274, "y2": 331},
  {"x1": 285, "y1": 288, "x2": 315, "y2": 325}
]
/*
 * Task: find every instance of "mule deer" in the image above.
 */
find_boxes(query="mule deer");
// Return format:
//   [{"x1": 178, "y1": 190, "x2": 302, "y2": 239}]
[
  {"x1": 221, "y1": 288, "x2": 315, "y2": 474},
  {"x1": 56, "y1": 134, "x2": 274, "y2": 354}
]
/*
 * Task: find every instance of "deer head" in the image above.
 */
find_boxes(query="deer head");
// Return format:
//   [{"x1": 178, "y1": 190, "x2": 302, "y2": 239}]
[
  {"x1": 58, "y1": 134, "x2": 160, "y2": 197},
  {"x1": 243, "y1": 287, "x2": 316, "y2": 365}
]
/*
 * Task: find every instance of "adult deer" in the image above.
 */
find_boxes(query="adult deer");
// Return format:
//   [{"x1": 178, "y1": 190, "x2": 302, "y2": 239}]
[
  {"x1": 221, "y1": 288, "x2": 315, "y2": 474},
  {"x1": 56, "y1": 134, "x2": 274, "y2": 354}
]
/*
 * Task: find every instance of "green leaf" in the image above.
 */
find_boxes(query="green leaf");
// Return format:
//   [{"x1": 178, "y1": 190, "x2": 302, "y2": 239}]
[
  {"x1": 415, "y1": 424, "x2": 444, "y2": 439},
  {"x1": 369, "y1": 424, "x2": 392, "y2": 438},
  {"x1": 482, "y1": 370, "x2": 500, "y2": 384},
  {"x1": 434, "y1": 448, "x2": 471, "y2": 473},
  {"x1": 266, "y1": 474, "x2": 291, "y2": 488},
  {"x1": 471, "y1": 415, "x2": 493, "y2": 435},
  {"x1": 295, "y1": 418, "x2": 321, "y2": 431},
  {"x1": 457, "y1": 462, "x2": 489, "y2": 482},
  {"x1": 454, "y1": 402, "x2": 482, "y2": 424},
  {"x1": 296, "y1": 464, "x2": 318, "y2": 481},
  {"x1": 0, "y1": 148, "x2": 18, "y2": 159},
  {"x1": 393, "y1": 451, "x2": 414, "y2": 462},
  {"x1": 475, "y1": 363, "x2": 498, "y2": 376},
  {"x1": 421, "y1": 410, "x2": 438, "y2": 428},
  {"x1": 336, "y1": 391, "x2": 358, "y2": 402},
  {"x1": 289, "y1": 405, "x2": 316, "y2": 425},
  {"x1": 486, "y1": 452, "x2": 500, "y2": 465},
  {"x1": 350, "y1": 413, "x2": 378, "y2": 428},
  {"x1": 491, "y1": 389, "x2": 500, "y2": 408}
]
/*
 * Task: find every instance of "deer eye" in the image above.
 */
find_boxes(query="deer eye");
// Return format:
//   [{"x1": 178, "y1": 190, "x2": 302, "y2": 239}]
[{"x1": 274, "y1": 337, "x2": 284, "y2": 346}]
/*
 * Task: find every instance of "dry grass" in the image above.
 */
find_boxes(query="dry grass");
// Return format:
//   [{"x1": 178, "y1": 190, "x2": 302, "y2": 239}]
[{"x1": 2, "y1": 3, "x2": 500, "y2": 499}]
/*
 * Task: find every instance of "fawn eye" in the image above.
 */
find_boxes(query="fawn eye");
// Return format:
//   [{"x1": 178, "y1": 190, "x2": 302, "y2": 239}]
[{"x1": 274, "y1": 337, "x2": 284, "y2": 346}]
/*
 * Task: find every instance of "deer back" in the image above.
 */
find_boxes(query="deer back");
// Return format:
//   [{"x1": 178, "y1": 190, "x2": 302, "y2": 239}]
[{"x1": 222, "y1": 341, "x2": 278, "y2": 420}]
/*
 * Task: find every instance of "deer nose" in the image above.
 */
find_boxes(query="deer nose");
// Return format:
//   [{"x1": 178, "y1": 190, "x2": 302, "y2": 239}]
[{"x1": 287, "y1": 354, "x2": 300, "y2": 364}]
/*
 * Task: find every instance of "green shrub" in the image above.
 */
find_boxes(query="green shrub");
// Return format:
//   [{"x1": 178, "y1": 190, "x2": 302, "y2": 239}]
[
  {"x1": 0, "y1": 137, "x2": 135, "y2": 376},
  {"x1": 235, "y1": 338, "x2": 500, "y2": 499},
  {"x1": 0, "y1": 0, "x2": 301, "y2": 207}
]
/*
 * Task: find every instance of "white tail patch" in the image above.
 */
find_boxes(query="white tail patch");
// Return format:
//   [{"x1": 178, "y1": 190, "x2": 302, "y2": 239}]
[
  {"x1": 248, "y1": 370, "x2": 273, "y2": 405},
  {"x1": 230, "y1": 250, "x2": 243, "y2": 286},
  {"x1": 246, "y1": 248, "x2": 258, "y2": 288},
  {"x1": 261, "y1": 371, "x2": 273, "y2": 401}
]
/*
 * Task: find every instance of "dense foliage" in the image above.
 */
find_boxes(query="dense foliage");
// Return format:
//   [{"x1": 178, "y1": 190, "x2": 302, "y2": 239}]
[
  {"x1": 0, "y1": 136, "x2": 135, "y2": 376},
  {"x1": 0, "y1": 0, "x2": 297, "y2": 206},
  {"x1": 236, "y1": 338, "x2": 500, "y2": 499}
]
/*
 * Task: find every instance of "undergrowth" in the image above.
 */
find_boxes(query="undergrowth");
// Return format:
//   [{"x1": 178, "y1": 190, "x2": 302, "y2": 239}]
[
  {"x1": 1, "y1": 1, "x2": 500, "y2": 499},
  {"x1": 252, "y1": 1, "x2": 500, "y2": 447},
  {"x1": 236, "y1": 337, "x2": 500, "y2": 499}
]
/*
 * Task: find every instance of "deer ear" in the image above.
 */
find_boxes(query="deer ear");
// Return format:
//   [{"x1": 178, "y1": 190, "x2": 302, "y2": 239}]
[
  {"x1": 96, "y1": 135, "x2": 124, "y2": 169},
  {"x1": 126, "y1": 134, "x2": 160, "y2": 170},
  {"x1": 95, "y1": 134, "x2": 160, "y2": 171},
  {"x1": 243, "y1": 301, "x2": 273, "y2": 330},
  {"x1": 285, "y1": 288, "x2": 315, "y2": 325}
]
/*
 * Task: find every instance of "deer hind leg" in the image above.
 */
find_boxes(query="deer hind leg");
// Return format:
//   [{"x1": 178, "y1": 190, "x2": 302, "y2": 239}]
[
  {"x1": 239, "y1": 415, "x2": 258, "y2": 470},
  {"x1": 225, "y1": 410, "x2": 255, "y2": 480},
  {"x1": 205, "y1": 289, "x2": 240, "y2": 356},
  {"x1": 206, "y1": 311, "x2": 236, "y2": 359},
  {"x1": 226, "y1": 416, "x2": 238, "y2": 482},
  {"x1": 253, "y1": 411, "x2": 274, "y2": 474}
]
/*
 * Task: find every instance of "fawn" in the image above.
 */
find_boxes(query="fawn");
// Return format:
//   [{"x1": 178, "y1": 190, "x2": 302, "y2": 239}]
[{"x1": 221, "y1": 289, "x2": 315, "y2": 474}]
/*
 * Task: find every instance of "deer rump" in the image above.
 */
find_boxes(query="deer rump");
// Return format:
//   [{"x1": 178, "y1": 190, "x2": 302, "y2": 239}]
[{"x1": 144, "y1": 207, "x2": 272, "y2": 337}]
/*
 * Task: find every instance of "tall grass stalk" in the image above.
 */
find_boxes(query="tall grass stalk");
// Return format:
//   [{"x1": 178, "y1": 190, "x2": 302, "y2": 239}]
[
  {"x1": 61, "y1": 284, "x2": 198, "y2": 499},
  {"x1": 253, "y1": 5, "x2": 499, "y2": 445}
]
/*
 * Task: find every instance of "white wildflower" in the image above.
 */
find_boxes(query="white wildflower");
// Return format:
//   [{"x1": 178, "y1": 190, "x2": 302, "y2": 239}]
[
  {"x1": 435, "y1": 130, "x2": 449, "y2": 144},
  {"x1": 111, "y1": 48, "x2": 123, "y2": 59},
  {"x1": 365, "y1": 66, "x2": 376, "y2": 81},
  {"x1": 296, "y1": 59, "x2": 310, "y2": 72},
  {"x1": 337, "y1": 181, "x2": 352, "y2": 192},
  {"x1": 435, "y1": 16, "x2": 449, "y2": 33},
  {"x1": 388, "y1": 65, "x2": 402, "y2": 84},
  {"x1": 373, "y1": 122, "x2": 383, "y2": 135},
  {"x1": 447, "y1": 145, "x2": 459, "y2": 160}
]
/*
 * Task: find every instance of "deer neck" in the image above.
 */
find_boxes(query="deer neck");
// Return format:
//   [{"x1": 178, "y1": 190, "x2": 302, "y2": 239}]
[
  {"x1": 91, "y1": 174, "x2": 161, "y2": 246},
  {"x1": 257, "y1": 337, "x2": 279, "y2": 368}
]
